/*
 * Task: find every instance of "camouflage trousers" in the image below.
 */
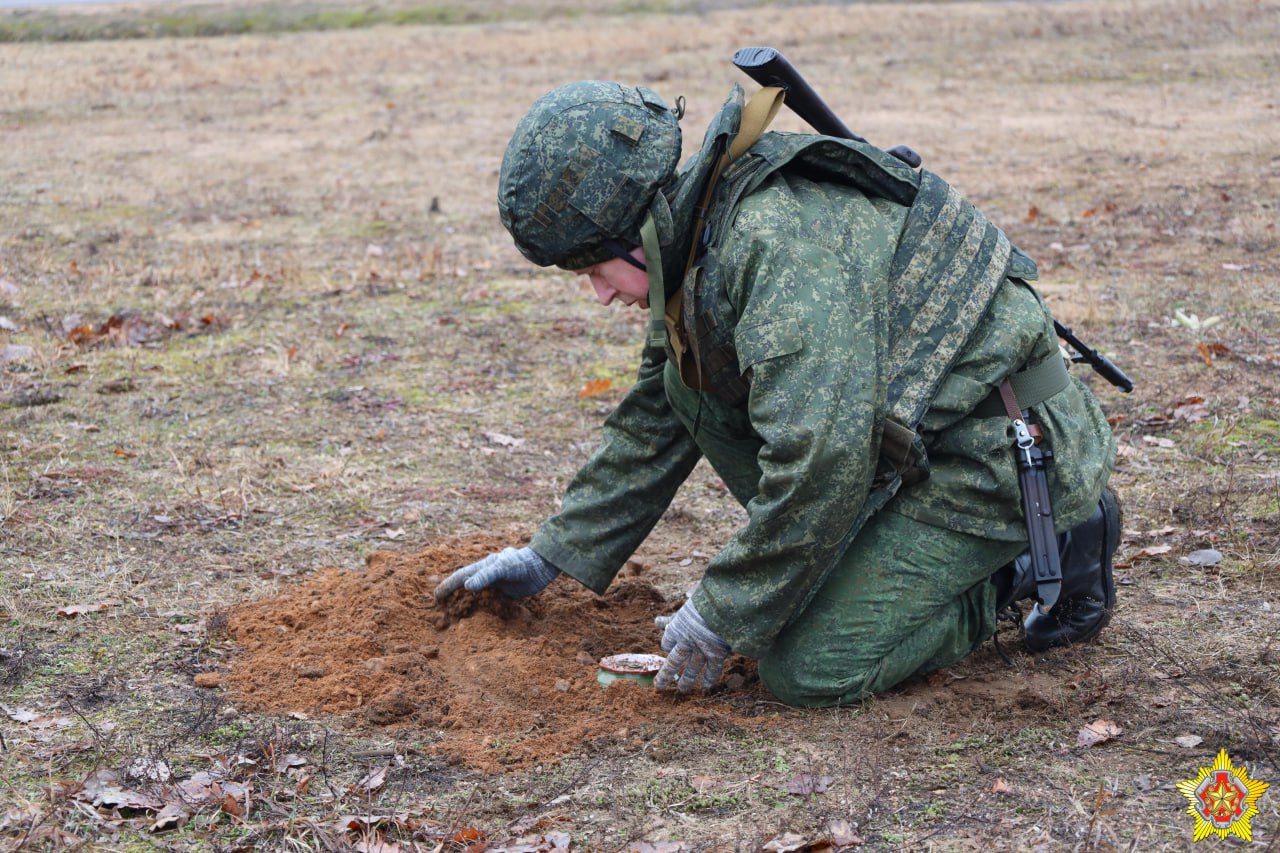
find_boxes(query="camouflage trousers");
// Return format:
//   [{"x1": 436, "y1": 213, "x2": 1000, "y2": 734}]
[{"x1": 665, "y1": 363, "x2": 1025, "y2": 707}]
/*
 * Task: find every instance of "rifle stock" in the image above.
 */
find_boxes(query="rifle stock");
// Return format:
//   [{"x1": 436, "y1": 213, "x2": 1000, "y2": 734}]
[{"x1": 731, "y1": 46, "x2": 922, "y2": 168}]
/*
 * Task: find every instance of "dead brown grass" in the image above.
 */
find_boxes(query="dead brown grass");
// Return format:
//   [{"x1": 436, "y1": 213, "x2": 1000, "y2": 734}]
[{"x1": 2, "y1": 0, "x2": 1278, "y2": 849}]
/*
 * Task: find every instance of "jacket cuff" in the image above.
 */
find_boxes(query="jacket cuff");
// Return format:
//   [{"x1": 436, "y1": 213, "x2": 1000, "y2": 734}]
[
  {"x1": 692, "y1": 584, "x2": 760, "y2": 658},
  {"x1": 529, "y1": 528, "x2": 616, "y2": 595}
]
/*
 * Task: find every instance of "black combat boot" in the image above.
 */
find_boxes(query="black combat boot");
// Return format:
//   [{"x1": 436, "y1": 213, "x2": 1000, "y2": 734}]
[{"x1": 991, "y1": 488, "x2": 1121, "y2": 652}]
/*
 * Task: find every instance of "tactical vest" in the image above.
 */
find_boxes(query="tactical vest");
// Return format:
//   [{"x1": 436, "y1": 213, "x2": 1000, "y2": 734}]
[
  {"x1": 667, "y1": 129, "x2": 1038, "y2": 489},
  {"x1": 671, "y1": 132, "x2": 1038, "y2": 408}
]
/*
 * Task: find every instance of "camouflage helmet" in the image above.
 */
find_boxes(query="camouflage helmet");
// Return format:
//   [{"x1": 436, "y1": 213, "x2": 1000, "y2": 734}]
[{"x1": 498, "y1": 81, "x2": 682, "y2": 269}]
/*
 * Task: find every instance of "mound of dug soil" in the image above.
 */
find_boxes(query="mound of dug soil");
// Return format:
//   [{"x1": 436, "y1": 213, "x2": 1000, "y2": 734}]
[{"x1": 224, "y1": 536, "x2": 762, "y2": 771}]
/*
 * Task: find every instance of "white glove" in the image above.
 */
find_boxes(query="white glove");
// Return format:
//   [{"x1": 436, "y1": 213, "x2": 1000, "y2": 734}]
[
  {"x1": 654, "y1": 599, "x2": 730, "y2": 693},
  {"x1": 433, "y1": 547, "x2": 559, "y2": 601}
]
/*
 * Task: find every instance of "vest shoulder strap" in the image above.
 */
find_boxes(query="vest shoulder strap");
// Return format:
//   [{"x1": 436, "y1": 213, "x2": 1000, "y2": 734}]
[{"x1": 884, "y1": 170, "x2": 1012, "y2": 429}]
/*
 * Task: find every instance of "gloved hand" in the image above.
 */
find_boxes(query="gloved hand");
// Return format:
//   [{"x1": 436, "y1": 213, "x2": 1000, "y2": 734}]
[
  {"x1": 654, "y1": 599, "x2": 731, "y2": 693},
  {"x1": 433, "y1": 547, "x2": 560, "y2": 601}
]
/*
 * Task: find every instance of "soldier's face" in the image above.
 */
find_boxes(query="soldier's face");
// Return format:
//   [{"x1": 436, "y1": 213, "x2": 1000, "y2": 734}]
[{"x1": 574, "y1": 248, "x2": 649, "y2": 310}]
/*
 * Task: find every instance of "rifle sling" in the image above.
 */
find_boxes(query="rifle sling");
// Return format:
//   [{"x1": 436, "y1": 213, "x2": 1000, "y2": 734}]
[
  {"x1": 999, "y1": 376, "x2": 1063, "y2": 613},
  {"x1": 973, "y1": 354, "x2": 1070, "y2": 419}
]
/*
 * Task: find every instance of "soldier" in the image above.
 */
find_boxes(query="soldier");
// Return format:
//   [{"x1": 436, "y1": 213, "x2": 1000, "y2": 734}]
[{"x1": 434, "y1": 80, "x2": 1120, "y2": 707}]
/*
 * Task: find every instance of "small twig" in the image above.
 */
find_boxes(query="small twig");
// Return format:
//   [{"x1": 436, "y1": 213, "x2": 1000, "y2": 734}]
[
  {"x1": 61, "y1": 694, "x2": 111, "y2": 754},
  {"x1": 319, "y1": 725, "x2": 341, "y2": 801}
]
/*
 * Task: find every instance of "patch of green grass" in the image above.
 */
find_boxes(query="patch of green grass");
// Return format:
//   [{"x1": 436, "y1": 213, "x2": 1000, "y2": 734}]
[
  {"x1": 688, "y1": 788, "x2": 750, "y2": 815},
  {"x1": 936, "y1": 734, "x2": 992, "y2": 754},
  {"x1": 1008, "y1": 725, "x2": 1061, "y2": 751},
  {"x1": 0, "y1": 0, "x2": 773, "y2": 44},
  {"x1": 202, "y1": 720, "x2": 253, "y2": 744},
  {"x1": 920, "y1": 800, "x2": 947, "y2": 819}
]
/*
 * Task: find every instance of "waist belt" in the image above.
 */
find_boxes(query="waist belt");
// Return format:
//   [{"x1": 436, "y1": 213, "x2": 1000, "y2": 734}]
[{"x1": 973, "y1": 355, "x2": 1071, "y2": 418}]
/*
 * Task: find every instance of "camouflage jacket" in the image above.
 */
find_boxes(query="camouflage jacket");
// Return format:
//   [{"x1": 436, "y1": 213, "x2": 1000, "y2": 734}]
[{"x1": 530, "y1": 90, "x2": 1116, "y2": 656}]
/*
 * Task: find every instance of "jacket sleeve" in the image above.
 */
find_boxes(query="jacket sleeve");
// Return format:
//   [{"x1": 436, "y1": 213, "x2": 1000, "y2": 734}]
[
  {"x1": 692, "y1": 195, "x2": 895, "y2": 657},
  {"x1": 530, "y1": 344, "x2": 703, "y2": 594}
]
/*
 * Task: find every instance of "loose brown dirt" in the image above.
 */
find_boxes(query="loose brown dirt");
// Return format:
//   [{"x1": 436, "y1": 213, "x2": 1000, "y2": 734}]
[{"x1": 225, "y1": 536, "x2": 765, "y2": 771}]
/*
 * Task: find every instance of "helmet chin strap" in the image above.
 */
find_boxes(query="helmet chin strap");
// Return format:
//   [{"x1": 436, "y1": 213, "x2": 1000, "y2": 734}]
[
  {"x1": 640, "y1": 211, "x2": 667, "y2": 349},
  {"x1": 602, "y1": 238, "x2": 648, "y2": 272}
]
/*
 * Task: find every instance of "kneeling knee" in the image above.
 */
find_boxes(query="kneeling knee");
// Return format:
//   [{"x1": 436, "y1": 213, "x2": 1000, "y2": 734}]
[{"x1": 757, "y1": 651, "x2": 879, "y2": 709}]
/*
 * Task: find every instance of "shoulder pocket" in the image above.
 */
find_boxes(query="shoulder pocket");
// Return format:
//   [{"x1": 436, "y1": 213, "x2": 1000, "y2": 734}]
[{"x1": 735, "y1": 316, "x2": 803, "y2": 374}]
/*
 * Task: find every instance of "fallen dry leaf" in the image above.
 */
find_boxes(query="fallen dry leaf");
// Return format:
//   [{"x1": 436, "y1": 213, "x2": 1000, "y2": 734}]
[
  {"x1": 1077, "y1": 719, "x2": 1123, "y2": 748},
  {"x1": 1171, "y1": 398, "x2": 1210, "y2": 422},
  {"x1": 0, "y1": 344, "x2": 33, "y2": 363},
  {"x1": 576, "y1": 377, "x2": 613, "y2": 398},
  {"x1": 775, "y1": 773, "x2": 834, "y2": 795},
  {"x1": 1181, "y1": 549, "x2": 1223, "y2": 567},
  {"x1": 1197, "y1": 341, "x2": 1214, "y2": 367},
  {"x1": 150, "y1": 801, "x2": 190, "y2": 833},
  {"x1": 1132, "y1": 544, "x2": 1173, "y2": 560},
  {"x1": 176, "y1": 771, "x2": 224, "y2": 804},
  {"x1": 220, "y1": 792, "x2": 245, "y2": 818},
  {"x1": 824, "y1": 819, "x2": 864, "y2": 846},
  {"x1": 690, "y1": 775, "x2": 721, "y2": 794},
  {"x1": 334, "y1": 813, "x2": 418, "y2": 833},
  {"x1": 353, "y1": 765, "x2": 389, "y2": 793},
  {"x1": 28, "y1": 715, "x2": 73, "y2": 731},
  {"x1": 56, "y1": 601, "x2": 116, "y2": 618},
  {"x1": 0, "y1": 805, "x2": 42, "y2": 834},
  {"x1": 1175, "y1": 734, "x2": 1204, "y2": 748},
  {"x1": 487, "y1": 831, "x2": 573, "y2": 853},
  {"x1": 992, "y1": 777, "x2": 1012, "y2": 794},
  {"x1": 78, "y1": 769, "x2": 164, "y2": 811},
  {"x1": 126, "y1": 757, "x2": 172, "y2": 783},
  {"x1": 354, "y1": 841, "x2": 402, "y2": 853},
  {"x1": 620, "y1": 844, "x2": 687, "y2": 853},
  {"x1": 761, "y1": 833, "x2": 835, "y2": 853},
  {"x1": 3, "y1": 706, "x2": 38, "y2": 723},
  {"x1": 481, "y1": 431, "x2": 524, "y2": 448},
  {"x1": 450, "y1": 827, "x2": 487, "y2": 853}
]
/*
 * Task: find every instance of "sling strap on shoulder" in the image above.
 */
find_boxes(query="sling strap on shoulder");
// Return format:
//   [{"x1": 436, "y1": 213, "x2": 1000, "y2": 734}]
[
  {"x1": 662, "y1": 86, "x2": 786, "y2": 387},
  {"x1": 972, "y1": 353, "x2": 1072, "y2": 418}
]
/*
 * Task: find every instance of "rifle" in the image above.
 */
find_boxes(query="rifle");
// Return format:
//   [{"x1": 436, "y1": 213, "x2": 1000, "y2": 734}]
[
  {"x1": 731, "y1": 46, "x2": 1134, "y2": 393},
  {"x1": 1054, "y1": 323, "x2": 1134, "y2": 393},
  {"x1": 732, "y1": 47, "x2": 922, "y2": 168}
]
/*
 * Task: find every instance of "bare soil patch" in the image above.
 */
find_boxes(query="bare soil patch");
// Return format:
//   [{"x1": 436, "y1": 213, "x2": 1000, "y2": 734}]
[{"x1": 225, "y1": 536, "x2": 765, "y2": 771}]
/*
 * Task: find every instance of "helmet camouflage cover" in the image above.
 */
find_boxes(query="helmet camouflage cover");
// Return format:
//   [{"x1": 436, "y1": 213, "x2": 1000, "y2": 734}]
[{"x1": 498, "y1": 81, "x2": 682, "y2": 270}]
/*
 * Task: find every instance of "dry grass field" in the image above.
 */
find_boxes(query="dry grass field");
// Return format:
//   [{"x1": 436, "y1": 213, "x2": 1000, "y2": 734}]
[{"x1": 2, "y1": 0, "x2": 1279, "y2": 849}]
